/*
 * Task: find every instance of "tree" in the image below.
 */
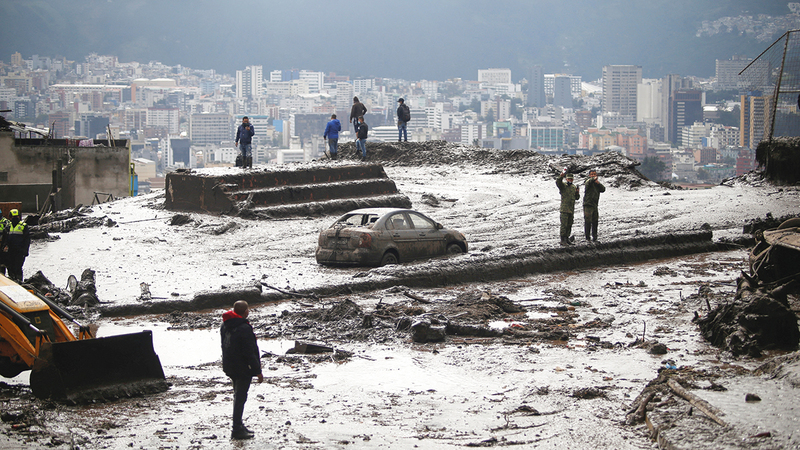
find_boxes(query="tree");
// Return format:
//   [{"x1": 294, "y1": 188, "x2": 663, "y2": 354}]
[
  {"x1": 697, "y1": 168, "x2": 710, "y2": 180},
  {"x1": 716, "y1": 105, "x2": 740, "y2": 127},
  {"x1": 640, "y1": 156, "x2": 667, "y2": 181}
]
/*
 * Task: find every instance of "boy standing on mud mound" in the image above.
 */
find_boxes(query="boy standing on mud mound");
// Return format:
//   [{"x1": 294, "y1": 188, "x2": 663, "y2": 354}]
[
  {"x1": 556, "y1": 171, "x2": 579, "y2": 245},
  {"x1": 583, "y1": 169, "x2": 606, "y2": 242},
  {"x1": 221, "y1": 300, "x2": 263, "y2": 440}
]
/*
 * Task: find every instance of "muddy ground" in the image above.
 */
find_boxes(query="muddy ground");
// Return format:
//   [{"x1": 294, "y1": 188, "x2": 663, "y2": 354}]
[{"x1": 2, "y1": 142, "x2": 800, "y2": 449}]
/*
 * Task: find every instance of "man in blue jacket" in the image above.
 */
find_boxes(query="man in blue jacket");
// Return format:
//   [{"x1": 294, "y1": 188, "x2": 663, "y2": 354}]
[
  {"x1": 221, "y1": 300, "x2": 263, "y2": 439},
  {"x1": 234, "y1": 117, "x2": 255, "y2": 168},
  {"x1": 323, "y1": 114, "x2": 341, "y2": 159}
]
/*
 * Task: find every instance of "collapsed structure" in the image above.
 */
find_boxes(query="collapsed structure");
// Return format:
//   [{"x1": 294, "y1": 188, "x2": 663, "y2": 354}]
[{"x1": 164, "y1": 163, "x2": 411, "y2": 218}]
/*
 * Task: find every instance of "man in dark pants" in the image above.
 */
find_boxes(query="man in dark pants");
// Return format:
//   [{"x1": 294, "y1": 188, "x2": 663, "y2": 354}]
[
  {"x1": 556, "y1": 172, "x2": 579, "y2": 245},
  {"x1": 583, "y1": 169, "x2": 606, "y2": 242},
  {"x1": 349, "y1": 96, "x2": 367, "y2": 136},
  {"x1": 0, "y1": 212, "x2": 10, "y2": 276},
  {"x1": 355, "y1": 116, "x2": 368, "y2": 160},
  {"x1": 3, "y1": 209, "x2": 30, "y2": 281},
  {"x1": 323, "y1": 114, "x2": 341, "y2": 159},
  {"x1": 234, "y1": 117, "x2": 255, "y2": 168},
  {"x1": 396, "y1": 98, "x2": 410, "y2": 142},
  {"x1": 221, "y1": 300, "x2": 263, "y2": 439}
]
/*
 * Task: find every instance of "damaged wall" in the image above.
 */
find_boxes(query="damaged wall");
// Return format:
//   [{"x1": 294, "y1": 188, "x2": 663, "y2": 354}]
[{"x1": 0, "y1": 131, "x2": 131, "y2": 211}]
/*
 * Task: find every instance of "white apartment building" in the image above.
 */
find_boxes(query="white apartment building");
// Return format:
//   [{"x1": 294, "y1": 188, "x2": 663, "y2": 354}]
[
  {"x1": 146, "y1": 107, "x2": 180, "y2": 134},
  {"x1": 212, "y1": 146, "x2": 239, "y2": 164},
  {"x1": 421, "y1": 80, "x2": 439, "y2": 98},
  {"x1": 481, "y1": 100, "x2": 511, "y2": 121},
  {"x1": 189, "y1": 112, "x2": 233, "y2": 145},
  {"x1": 236, "y1": 65, "x2": 263, "y2": 98},
  {"x1": 602, "y1": 65, "x2": 642, "y2": 117},
  {"x1": 478, "y1": 68, "x2": 512, "y2": 84},
  {"x1": 637, "y1": 78, "x2": 662, "y2": 124},
  {"x1": 266, "y1": 80, "x2": 309, "y2": 97},
  {"x1": 461, "y1": 123, "x2": 486, "y2": 146},
  {"x1": 543, "y1": 74, "x2": 582, "y2": 97},
  {"x1": 681, "y1": 121, "x2": 714, "y2": 149},
  {"x1": 299, "y1": 70, "x2": 324, "y2": 94},
  {"x1": 715, "y1": 56, "x2": 752, "y2": 90},
  {"x1": 336, "y1": 82, "x2": 354, "y2": 109},
  {"x1": 709, "y1": 125, "x2": 740, "y2": 149},
  {"x1": 353, "y1": 79, "x2": 374, "y2": 95}
]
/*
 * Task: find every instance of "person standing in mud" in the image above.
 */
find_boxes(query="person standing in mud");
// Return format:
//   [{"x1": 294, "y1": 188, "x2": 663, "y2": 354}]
[
  {"x1": 0, "y1": 211, "x2": 10, "y2": 276},
  {"x1": 582, "y1": 169, "x2": 606, "y2": 242},
  {"x1": 234, "y1": 117, "x2": 255, "y2": 169},
  {"x1": 556, "y1": 171, "x2": 579, "y2": 245},
  {"x1": 323, "y1": 114, "x2": 341, "y2": 159},
  {"x1": 396, "y1": 98, "x2": 410, "y2": 142},
  {"x1": 3, "y1": 209, "x2": 30, "y2": 281},
  {"x1": 221, "y1": 300, "x2": 263, "y2": 440},
  {"x1": 356, "y1": 116, "x2": 368, "y2": 160},
  {"x1": 349, "y1": 96, "x2": 367, "y2": 135}
]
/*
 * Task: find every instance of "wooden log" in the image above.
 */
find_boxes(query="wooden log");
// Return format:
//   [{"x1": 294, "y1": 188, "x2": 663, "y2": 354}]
[{"x1": 667, "y1": 378, "x2": 727, "y2": 427}]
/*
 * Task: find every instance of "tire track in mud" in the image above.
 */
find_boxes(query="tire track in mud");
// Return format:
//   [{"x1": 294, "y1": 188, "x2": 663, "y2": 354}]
[{"x1": 98, "y1": 231, "x2": 720, "y2": 317}]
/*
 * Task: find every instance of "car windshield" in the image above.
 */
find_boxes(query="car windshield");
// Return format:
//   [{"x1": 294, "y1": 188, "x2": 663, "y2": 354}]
[{"x1": 333, "y1": 213, "x2": 380, "y2": 228}]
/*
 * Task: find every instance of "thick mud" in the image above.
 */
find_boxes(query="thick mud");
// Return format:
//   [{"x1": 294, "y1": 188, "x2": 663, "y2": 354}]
[{"x1": 4, "y1": 143, "x2": 799, "y2": 449}]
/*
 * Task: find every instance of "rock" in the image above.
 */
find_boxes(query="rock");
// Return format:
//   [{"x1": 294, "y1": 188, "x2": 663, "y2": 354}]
[
  {"x1": 649, "y1": 343, "x2": 668, "y2": 354},
  {"x1": 411, "y1": 319, "x2": 446, "y2": 343},
  {"x1": 745, "y1": 393, "x2": 762, "y2": 402}
]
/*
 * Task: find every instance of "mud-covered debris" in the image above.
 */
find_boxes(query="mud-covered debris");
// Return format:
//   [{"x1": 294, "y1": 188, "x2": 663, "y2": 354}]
[
  {"x1": 544, "y1": 288, "x2": 575, "y2": 298},
  {"x1": 572, "y1": 387, "x2": 606, "y2": 399},
  {"x1": 756, "y1": 136, "x2": 800, "y2": 185},
  {"x1": 420, "y1": 193, "x2": 440, "y2": 206},
  {"x1": 411, "y1": 319, "x2": 446, "y2": 343},
  {"x1": 212, "y1": 221, "x2": 239, "y2": 235},
  {"x1": 70, "y1": 269, "x2": 99, "y2": 307},
  {"x1": 164, "y1": 311, "x2": 217, "y2": 330},
  {"x1": 743, "y1": 213, "x2": 800, "y2": 235},
  {"x1": 170, "y1": 214, "x2": 192, "y2": 226},
  {"x1": 287, "y1": 341, "x2": 333, "y2": 354},
  {"x1": 138, "y1": 282, "x2": 152, "y2": 301}
]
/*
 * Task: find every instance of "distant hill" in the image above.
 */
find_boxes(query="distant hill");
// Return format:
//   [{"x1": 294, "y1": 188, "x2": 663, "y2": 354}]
[{"x1": 0, "y1": 0, "x2": 795, "y2": 81}]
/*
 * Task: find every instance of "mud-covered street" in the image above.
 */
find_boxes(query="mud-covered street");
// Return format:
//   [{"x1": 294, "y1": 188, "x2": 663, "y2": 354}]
[{"x1": 2, "y1": 142, "x2": 800, "y2": 449}]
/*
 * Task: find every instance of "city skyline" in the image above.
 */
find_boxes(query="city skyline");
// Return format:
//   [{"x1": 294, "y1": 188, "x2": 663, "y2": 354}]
[{"x1": 0, "y1": 0, "x2": 795, "y2": 82}]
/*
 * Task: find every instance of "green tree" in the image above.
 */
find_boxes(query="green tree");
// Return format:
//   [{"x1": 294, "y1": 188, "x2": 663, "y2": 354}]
[
  {"x1": 510, "y1": 98, "x2": 523, "y2": 120},
  {"x1": 716, "y1": 105, "x2": 740, "y2": 127},
  {"x1": 697, "y1": 168, "x2": 710, "y2": 180},
  {"x1": 272, "y1": 132, "x2": 283, "y2": 147},
  {"x1": 459, "y1": 98, "x2": 481, "y2": 113},
  {"x1": 640, "y1": 156, "x2": 667, "y2": 181}
]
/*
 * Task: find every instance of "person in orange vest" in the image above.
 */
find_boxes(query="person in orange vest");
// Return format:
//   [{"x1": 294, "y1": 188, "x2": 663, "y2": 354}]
[{"x1": 3, "y1": 209, "x2": 31, "y2": 282}]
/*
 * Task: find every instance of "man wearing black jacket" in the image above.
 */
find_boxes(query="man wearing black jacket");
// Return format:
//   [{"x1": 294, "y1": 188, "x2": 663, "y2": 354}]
[
  {"x1": 221, "y1": 300, "x2": 263, "y2": 439},
  {"x1": 355, "y1": 116, "x2": 368, "y2": 160},
  {"x1": 349, "y1": 97, "x2": 367, "y2": 134}
]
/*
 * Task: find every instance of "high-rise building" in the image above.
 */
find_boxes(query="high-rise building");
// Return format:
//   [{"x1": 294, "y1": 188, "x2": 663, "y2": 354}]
[
  {"x1": 669, "y1": 90, "x2": 703, "y2": 144},
  {"x1": 553, "y1": 76, "x2": 573, "y2": 109},
  {"x1": 527, "y1": 65, "x2": 546, "y2": 107},
  {"x1": 636, "y1": 79, "x2": 662, "y2": 124},
  {"x1": 716, "y1": 55, "x2": 753, "y2": 91},
  {"x1": 147, "y1": 107, "x2": 180, "y2": 134},
  {"x1": 602, "y1": 65, "x2": 642, "y2": 117},
  {"x1": 235, "y1": 65, "x2": 263, "y2": 99},
  {"x1": 740, "y1": 93, "x2": 770, "y2": 149}
]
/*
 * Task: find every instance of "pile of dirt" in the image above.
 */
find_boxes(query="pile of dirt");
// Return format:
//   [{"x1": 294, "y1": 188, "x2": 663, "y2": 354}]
[{"x1": 336, "y1": 140, "x2": 654, "y2": 189}]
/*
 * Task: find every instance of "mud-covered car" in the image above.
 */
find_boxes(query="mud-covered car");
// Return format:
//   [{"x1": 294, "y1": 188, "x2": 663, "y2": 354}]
[{"x1": 316, "y1": 208, "x2": 468, "y2": 266}]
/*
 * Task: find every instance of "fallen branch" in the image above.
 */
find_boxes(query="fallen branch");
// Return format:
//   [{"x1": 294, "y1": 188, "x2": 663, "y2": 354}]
[
  {"x1": 261, "y1": 282, "x2": 318, "y2": 300},
  {"x1": 403, "y1": 290, "x2": 432, "y2": 303},
  {"x1": 667, "y1": 378, "x2": 727, "y2": 427},
  {"x1": 625, "y1": 391, "x2": 655, "y2": 425}
]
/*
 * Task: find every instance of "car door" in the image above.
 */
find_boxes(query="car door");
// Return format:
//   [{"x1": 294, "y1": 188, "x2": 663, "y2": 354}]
[
  {"x1": 407, "y1": 212, "x2": 447, "y2": 258},
  {"x1": 385, "y1": 213, "x2": 418, "y2": 261}
]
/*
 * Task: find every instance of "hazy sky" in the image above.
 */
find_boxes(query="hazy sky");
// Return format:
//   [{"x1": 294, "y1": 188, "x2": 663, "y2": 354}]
[{"x1": 0, "y1": 0, "x2": 792, "y2": 81}]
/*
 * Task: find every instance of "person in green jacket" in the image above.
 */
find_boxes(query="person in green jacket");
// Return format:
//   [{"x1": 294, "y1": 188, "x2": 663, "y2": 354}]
[
  {"x1": 556, "y1": 171, "x2": 579, "y2": 245},
  {"x1": 583, "y1": 169, "x2": 606, "y2": 242}
]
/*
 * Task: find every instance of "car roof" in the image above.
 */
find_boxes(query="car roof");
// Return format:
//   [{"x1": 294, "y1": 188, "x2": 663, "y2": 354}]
[{"x1": 343, "y1": 208, "x2": 414, "y2": 216}]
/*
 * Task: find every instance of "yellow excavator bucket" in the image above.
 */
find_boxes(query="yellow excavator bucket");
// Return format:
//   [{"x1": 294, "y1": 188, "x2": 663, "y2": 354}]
[{"x1": 0, "y1": 274, "x2": 168, "y2": 403}]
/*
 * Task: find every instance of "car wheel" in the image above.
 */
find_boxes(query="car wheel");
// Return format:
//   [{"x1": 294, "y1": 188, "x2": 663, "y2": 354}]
[
  {"x1": 380, "y1": 252, "x2": 398, "y2": 266},
  {"x1": 447, "y1": 244, "x2": 463, "y2": 254}
]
